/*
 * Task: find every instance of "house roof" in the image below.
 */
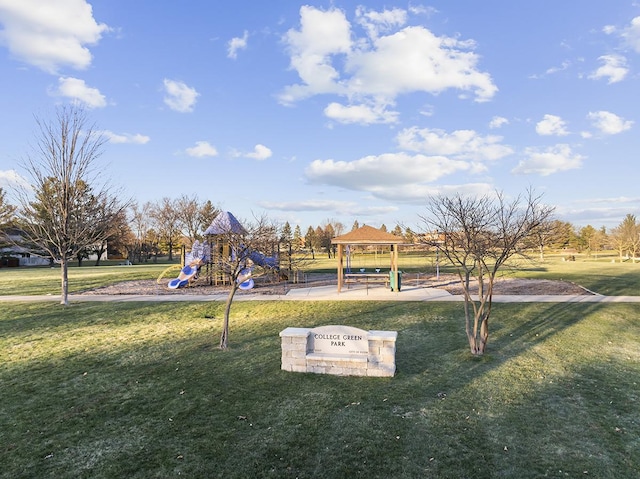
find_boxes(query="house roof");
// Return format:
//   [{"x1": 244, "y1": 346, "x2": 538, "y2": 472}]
[{"x1": 331, "y1": 225, "x2": 406, "y2": 245}]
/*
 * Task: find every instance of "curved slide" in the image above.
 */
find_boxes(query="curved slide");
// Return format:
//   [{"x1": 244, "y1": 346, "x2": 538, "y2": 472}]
[
  {"x1": 237, "y1": 268, "x2": 254, "y2": 290},
  {"x1": 167, "y1": 262, "x2": 200, "y2": 289}
]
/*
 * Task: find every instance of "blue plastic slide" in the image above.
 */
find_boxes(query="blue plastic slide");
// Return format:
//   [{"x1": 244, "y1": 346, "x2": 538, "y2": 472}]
[
  {"x1": 237, "y1": 268, "x2": 254, "y2": 290},
  {"x1": 167, "y1": 263, "x2": 200, "y2": 289}
]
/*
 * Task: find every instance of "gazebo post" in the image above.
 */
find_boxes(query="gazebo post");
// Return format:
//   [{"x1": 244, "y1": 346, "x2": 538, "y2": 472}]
[
  {"x1": 337, "y1": 244, "x2": 344, "y2": 293},
  {"x1": 391, "y1": 244, "x2": 400, "y2": 292},
  {"x1": 331, "y1": 225, "x2": 406, "y2": 293}
]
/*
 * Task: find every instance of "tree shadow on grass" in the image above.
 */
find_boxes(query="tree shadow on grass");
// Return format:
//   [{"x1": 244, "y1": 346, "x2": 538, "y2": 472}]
[{"x1": 3, "y1": 299, "x2": 638, "y2": 478}]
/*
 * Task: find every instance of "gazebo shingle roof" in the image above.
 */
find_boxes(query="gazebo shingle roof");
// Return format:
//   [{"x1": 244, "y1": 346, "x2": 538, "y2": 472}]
[{"x1": 331, "y1": 225, "x2": 405, "y2": 245}]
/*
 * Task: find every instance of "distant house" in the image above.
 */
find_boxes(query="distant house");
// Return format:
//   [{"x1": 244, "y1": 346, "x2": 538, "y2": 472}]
[
  {"x1": 0, "y1": 228, "x2": 50, "y2": 266},
  {"x1": 1, "y1": 227, "x2": 111, "y2": 267}
]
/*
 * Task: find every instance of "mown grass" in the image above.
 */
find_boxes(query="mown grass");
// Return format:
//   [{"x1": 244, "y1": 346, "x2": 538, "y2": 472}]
[
  {"x1": 308, "y1": 250, "x2": 640, "y2": 296},
  {"x1": 2, "y1": 249, "x2": 639, "y2": 296},
  {"x1": 0, "y1": 264, "x2": 171, "y2": 296},
  {"x1": 1, "y1": 300, "x2": 639, "y2": 478},
  {"x1": 514, "y1": 255, "x2": 640, "y2": 296}
]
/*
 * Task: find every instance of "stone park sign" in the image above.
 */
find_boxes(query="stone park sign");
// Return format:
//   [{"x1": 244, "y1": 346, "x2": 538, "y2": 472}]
[
  {"x1": 280, "y1": 325, "x2": 397, "y2": 377},
  {"x1": 308, "y1": 325, "x2": 369, "y2": 356}
]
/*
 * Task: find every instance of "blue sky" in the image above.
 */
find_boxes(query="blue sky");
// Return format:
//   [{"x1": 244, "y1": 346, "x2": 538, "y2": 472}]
[{"x1": 1, "y1": 1, "x2": 639, "y2": 232}]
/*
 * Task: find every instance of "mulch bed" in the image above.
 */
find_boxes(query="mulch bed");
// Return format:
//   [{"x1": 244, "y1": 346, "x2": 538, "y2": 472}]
[{"x1": 77, "y1": 273, "x2": 592, "y2": 296}]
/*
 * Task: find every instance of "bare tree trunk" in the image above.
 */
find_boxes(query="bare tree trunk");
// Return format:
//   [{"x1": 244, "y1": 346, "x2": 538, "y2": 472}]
[
  {"x1": 60, "y1": 259, "x2": 69, "y2": 306},
  {"x1": 220, "y1": 283, "x2": 240, "y2": 349},
  {"x1": 479, "y1": 316, "x2": 489, "y2": 353},
  {"x1": 95, "y1": 243, "x2": 106, "y2": 266},
  {"x1": 461, "y1": 271, "x2": 476, "y2": 353}
]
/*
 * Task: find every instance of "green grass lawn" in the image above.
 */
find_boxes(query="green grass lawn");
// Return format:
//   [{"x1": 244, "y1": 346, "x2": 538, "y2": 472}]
[
  {"x1": 2, "y1": 249, "x2": 639, "y2": 296},
  {"x1": 514, "y1": 254, "x2": 640, "y2": 296},
  {"x1": 0, "y1": 264, "x2": 172, "y2": 296},
  {"x1": 305, "y1": 250, "x2": 640, "y2": 296},
  {"x1": 1, "y1": 300, "x2": 639, "y2": 478}
]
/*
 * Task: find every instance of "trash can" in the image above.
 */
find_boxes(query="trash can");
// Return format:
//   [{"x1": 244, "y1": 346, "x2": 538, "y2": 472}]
[{"x1": 389, "y1": 270, "x2": 402, "y2": 291}]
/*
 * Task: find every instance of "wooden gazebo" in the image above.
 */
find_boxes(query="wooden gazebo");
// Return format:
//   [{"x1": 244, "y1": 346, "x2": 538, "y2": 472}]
[{"x1": 331, "y1": 225, "x2": 406, "y2": 292}]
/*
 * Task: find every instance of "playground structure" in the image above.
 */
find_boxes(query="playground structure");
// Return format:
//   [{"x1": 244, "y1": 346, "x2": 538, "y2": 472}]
[
  {"x1": 162, "y1": 211, "x2": 297, "y2": 290},
  {"x1": 166, "y1": 240, "x2": 207, "y2": 289}
]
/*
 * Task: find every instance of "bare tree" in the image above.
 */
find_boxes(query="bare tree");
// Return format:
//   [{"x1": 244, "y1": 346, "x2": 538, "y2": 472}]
[
  {"x1": 176, "y1": 194, "x2": 202, "y2": 244},
  {"x1": 611, "y1": 214, "x2": 640, "y2": 262},
  {"x1": 129, "y1": 201, "x2": 153, "y2": 263},
  {"x1": 15, "y1": 106, "x2": 127, "y2": 305},
  {"x1": 421, "y1": 189, "x2": 554, "y2": 355},
  {"x1": 93, "y1": 208, "x2": 132, "y2": 265},
  {"x1": 210, "y1": 213, "x2": 279, "y2": 349},
  {"x1": 527, "y1": 218, "x2": 561, "y2": 261},
  {"x1": 150, "y1": 197, "x2": 181, "y2": 261}
]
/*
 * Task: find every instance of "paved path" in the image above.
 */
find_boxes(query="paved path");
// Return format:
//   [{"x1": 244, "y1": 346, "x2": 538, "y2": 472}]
[{"x1": 1, "y1": 285, "x2": 640, "y2": 303}]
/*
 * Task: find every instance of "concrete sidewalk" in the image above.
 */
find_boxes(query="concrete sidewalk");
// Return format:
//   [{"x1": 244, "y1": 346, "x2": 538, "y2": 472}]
[{"x1": 1, "y1": 284, "x2": 640, "y2": 303}]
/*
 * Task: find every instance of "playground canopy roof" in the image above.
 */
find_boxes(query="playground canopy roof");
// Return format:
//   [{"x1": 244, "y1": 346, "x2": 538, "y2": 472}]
[
  {"x1": 331, "y1": 225, "x2": 406, "y2": 246},
  {"x1": 204, "y1": 211, "x2": 246, "y2": 236}
]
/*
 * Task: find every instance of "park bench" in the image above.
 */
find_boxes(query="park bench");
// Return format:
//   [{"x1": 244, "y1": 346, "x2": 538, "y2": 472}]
[{"x1": 344, "y1": 272, "x2": 389, "y2": 290}]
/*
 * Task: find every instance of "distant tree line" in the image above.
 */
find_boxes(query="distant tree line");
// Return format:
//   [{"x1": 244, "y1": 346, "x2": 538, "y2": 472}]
[{"x1": 2, "y1": 187, "x2": 640, "y2": 265}]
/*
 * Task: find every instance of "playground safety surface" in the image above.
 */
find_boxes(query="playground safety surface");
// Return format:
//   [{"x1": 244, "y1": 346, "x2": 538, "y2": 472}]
[
  {"x1": 75, "y1": 273, "x2": 591, "y2": 296},
  {"x1": 2, "y1": 275, "x2": 640, "y2": 302}
]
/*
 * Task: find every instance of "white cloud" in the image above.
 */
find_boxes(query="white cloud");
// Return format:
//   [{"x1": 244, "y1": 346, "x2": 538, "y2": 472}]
[
  {"x1": 408, "y1": 5, "x2": 439, "y2": 17},
  {"x1": 584, "y1": 196, "x2": 640, "y2": 204},
  {"x1": 260, "y1": 198, "x2": 399, "y2": 217},
  {"x1": 279, "y1": 5, "x2": 352, "y2": 105},
  {"x1": 163, "y1": 79, "x2": 199, "y2": 112},
  {"x1": 324, "y1": 101, "x2": 398, "y2": 124},
  {"x1": 279, "y1": 6, "x2": 497, "y2": 118},
  {"x1": 396, "y1": 127, "x2": 513, "y2": 161},
  {"x1": 0, "y1": 0, "x2": 109, "y2": 73},
  {"x1": 489, "y1": 116, "x2": 509, "y2": 129},
  {"x1": 621, "y1": 16, "x2": 640, "y2": 53},
  {"x1": 260, "y1": 199, "x2": 345, "y2": 211},
  {"x1": 545, "y1": 60, "x2": 571, "y2": 75},
  {"x1": 227, "y1": 30, "x2": 248, "y2": 59},
  {"x1": 52, "y1": 76, "x2": 107, "y2": 108},
  {"x1": 102, "y1": 130, "x2": 150, "y2": 144},
  {"x1": 587, "y1": 110, "x2": 633, "y2": 135},
  {"x1": 355, "y1": 6, "x2": 407, "y2": 39},
  {"x1": 305, "y1": 152, "x2": 471, "y2": 194},
  {"x1": 536, "y1": 114, "x2": 569, "y2": 136},
  {"x1": 346, "y1": 26, "x2": 497, "y2": 101},
  {"x1": 0, "y1": 169, "x2": 30, "y2": 190},
  {"x1": 259, "y1": 198, "x2": 395, "y2": 215},
  {"x1": 589, "y1": 54, "x2": 628, "y2": 84},
  {"x1": 372, "y1": 182, "x2": 494, "y2": 203},
  {"x1": 245, "y1": 144, "x2": 272, "y2": 160},
  {"x1": 185, "y1": 141, "x2": 218, "y2": 158},
  {"x1": 512, "y1": 144, "x2": 584, "y2": 176}
]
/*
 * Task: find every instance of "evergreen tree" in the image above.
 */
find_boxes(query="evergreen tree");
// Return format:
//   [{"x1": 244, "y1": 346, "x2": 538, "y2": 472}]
[{"x1": 292, "y1": 224, "x2": 303, "y2": 250}]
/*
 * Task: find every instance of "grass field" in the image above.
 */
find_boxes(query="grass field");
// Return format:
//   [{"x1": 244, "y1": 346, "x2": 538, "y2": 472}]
[
  {"x1": 0, "y1": 263, "x2": 171, "y2": 296},
  {"x1": 2, "y1": 249, "x2": 639, "y2": 296},
  {"x1": 310, "y1": 249, "x2": 640, "y2": 296},
  {"x1": 1, "y1": 254, "x2": 639, "y2": 477},
  {"x1": 1, "y1": 300, "x2": 639, "y2": 478}
]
